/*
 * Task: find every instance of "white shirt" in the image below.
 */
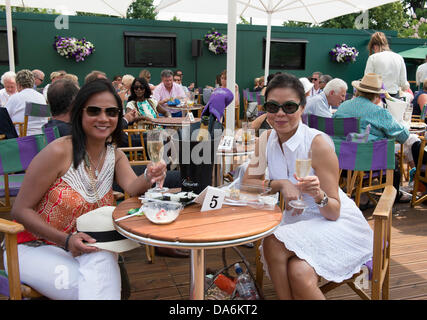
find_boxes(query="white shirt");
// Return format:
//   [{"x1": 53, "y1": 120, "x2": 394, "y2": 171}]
[
  {"x1": 416, "y1": 62, "x2": 427, "y2": 87},
  {"x1": 0, "y1": 88, "x2": 13, "y2": 107},
  {"x1": 364, "y1": 50, "x2": 407, "y2": 95},
  {"x1": 5, "y1": 88, "x2": 48, "y2": 136},
  {"x1": 303, "y1": 92, "x2": 333, "y2": 118}
]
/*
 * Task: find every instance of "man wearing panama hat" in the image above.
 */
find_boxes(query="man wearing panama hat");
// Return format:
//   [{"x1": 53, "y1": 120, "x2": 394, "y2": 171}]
[{"x1": 333, "y1": 73, "x2": 416, "y2": 204}]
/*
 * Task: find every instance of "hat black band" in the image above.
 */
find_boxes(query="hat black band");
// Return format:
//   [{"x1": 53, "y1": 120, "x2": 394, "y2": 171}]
[
  {"x1": 84, "y1": 230, "x2": 127, "y2": 243},
  {"x1": 359, "y1": 83, "x2": 381, "y2": 92}
]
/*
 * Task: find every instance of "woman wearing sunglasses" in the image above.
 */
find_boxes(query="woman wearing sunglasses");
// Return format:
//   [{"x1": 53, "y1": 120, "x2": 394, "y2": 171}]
[
  {"x1": 242, "y1": 73, "x2": 373, "y2": 300},
  {"x1": 9, "y1": 79, "x2": 167, "y2": 300},
  {"x1": 126, "y1": 78, "x2": 171, "y2": 128}
]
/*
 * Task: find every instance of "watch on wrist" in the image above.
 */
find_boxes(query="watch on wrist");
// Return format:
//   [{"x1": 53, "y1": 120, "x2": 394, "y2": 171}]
[{"x1": 316, "y1": 192, "x2": 329, "y2": 208}]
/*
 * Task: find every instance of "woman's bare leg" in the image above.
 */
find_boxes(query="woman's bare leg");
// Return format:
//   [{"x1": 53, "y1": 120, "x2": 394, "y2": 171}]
[
  {"x1": 263, "y1": 235, "x2": 295, "y2": 300},
  {"x1": 287, "y1": 256, "x2": 325, "y2": 300}
]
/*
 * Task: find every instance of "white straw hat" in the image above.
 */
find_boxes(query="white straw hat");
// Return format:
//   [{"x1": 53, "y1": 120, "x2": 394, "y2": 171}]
[
  {"x1": 299, "y1": 77, "x2": 314, "y2": 94},
  {"x1": 76, "y1": 206, "x2": 140, "y2": 253}
]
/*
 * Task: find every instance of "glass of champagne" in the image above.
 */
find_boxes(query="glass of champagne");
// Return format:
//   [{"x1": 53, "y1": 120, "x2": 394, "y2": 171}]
[
  {"x1": 288, "y1": 150, "x2": 312, "y2": 210},
  {"x1": 147, "y1": 129, "x2": 168, "y2": 193}
]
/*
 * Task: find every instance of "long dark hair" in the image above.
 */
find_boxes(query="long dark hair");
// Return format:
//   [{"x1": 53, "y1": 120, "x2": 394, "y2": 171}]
[
  {"x1": 127, "y1": 77, "x2": 151, "y2": 102},
  {"x1": 70, "y1": 79, "x2": 123, "y2": 169},
  {"x1": 264, "y1": 73, "x2": 306, "y2": 107}
]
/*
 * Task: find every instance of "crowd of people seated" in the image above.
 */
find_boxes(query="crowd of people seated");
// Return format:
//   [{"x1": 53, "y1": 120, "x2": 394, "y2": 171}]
[{"x1": 1, "y1": 29, "x2": 427, "y2": 300}]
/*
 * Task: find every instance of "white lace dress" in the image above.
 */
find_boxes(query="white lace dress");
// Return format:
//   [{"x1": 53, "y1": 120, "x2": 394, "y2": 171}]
[{"x1": 260, "y1": 124, "x2": 373, "y2": 282}]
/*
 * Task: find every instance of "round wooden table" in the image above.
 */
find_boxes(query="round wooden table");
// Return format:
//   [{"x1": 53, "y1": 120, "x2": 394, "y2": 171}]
[
  {"x1": 113, "y1": 197, "x2": 282, "y2": 300},
  {"x1": 166, "y1": 104, "x2": 204, "y2": 117},
  {"x1": 151, "y1": 116, "x2": 201, "y2": 130}
]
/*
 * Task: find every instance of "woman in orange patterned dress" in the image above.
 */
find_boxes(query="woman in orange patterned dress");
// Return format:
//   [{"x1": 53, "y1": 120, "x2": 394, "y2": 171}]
[{"x1": 6, "y1": 79, "x2": 167, "y2": 299}]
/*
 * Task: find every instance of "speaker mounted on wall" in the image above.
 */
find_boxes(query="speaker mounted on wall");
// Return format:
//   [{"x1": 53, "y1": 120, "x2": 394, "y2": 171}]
[{"x1": 191, "y1": 39, "x2": 203, "y2": 57}]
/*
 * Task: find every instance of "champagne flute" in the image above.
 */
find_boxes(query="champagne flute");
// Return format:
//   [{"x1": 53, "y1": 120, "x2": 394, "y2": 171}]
[
  {"x1": 288, "y1": 150, "x2": 312, "y2": 210},
  {"x1": 147, "y1": 129, "x2": 168, "y2": 193}
]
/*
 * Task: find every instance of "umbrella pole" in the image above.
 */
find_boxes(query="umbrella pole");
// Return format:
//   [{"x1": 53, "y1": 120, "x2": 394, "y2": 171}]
[
  {"x1": 226, "y1": 0, "x2": 237, "y2": 133},
  {"x1": 264, "y1": 12, "x2": 272, "y2": 86},
  {"x1": 6, "y1": 0, "x2": 15, "y2": 72}
]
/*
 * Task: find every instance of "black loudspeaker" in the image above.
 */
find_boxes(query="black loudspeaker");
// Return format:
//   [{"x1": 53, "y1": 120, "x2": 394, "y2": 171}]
[{"x1": 192, "y1": 39, "x2": 203, "y2": 57}]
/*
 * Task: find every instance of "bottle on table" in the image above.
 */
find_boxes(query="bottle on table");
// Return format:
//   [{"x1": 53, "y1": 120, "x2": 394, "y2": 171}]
[{"x1": 234, "y1": 263, "x2": 260, "y2": 300}]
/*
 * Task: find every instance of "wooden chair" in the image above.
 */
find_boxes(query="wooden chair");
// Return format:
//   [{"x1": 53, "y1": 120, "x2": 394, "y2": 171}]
[
  {"x1": 320, "y1": 185, "x2": 395, "y2": 300},
  {"x1": 23, "y1": 102, "x2": 52, "y2": 137},
  {"x1": 0, "y1": 127, "x2": 59, "y2": 213},
  {"x1": 305, "y1": 114, "x2": 360, "y2": 138},
  {"x1": 0, "y1": 128, "x2": 59, "y2": 300},
  {"x1": 333, "y1": 138, "x2": 395, "y2": 208},
  {"x1": 254, "y1": 178, "x2": 395, "y2": 300},
  {"x1": 411, "y1": 103, "x2": 427, "y2": 123},
  {"x1": 242, "y1": 89, "x2": 264, "y2": 122},
  {"x1": 411, "y1": 136, "x2": 427, "y2": 207},
  {"x1": 117, "y1": 145, "x2": 155, "y2": 263},
  {"x1": 122, "y1": 128, "x2": 148, "y2": 162}
]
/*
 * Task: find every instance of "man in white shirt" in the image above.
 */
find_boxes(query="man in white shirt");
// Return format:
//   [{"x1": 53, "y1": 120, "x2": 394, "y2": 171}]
[
  {"x1": 5, "y1": 69, "x2": 47, "y2": 136},
  {"x1": 309, "y1": 71, "x2": 323, "y2": 96},
  {"x1": 0, "y1": 71, "x2": 17, "y2": 107},
  {"x1": 416, "y1": 55, "x2": 427, "y2": 90},
  {"x1": 304, "y1": 78, "x2": 348, "y2": 118}
]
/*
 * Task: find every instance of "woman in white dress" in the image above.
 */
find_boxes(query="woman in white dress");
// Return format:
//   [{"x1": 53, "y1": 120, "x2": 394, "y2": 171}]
[{"x1": 242, "y1": 73, "x2": 373, "y2": 300}]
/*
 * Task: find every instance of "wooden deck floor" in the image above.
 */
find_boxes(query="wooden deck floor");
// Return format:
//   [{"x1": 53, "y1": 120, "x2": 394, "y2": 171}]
[{"x1": 1, "y1": 201, "x2": 427, "y2": 300}]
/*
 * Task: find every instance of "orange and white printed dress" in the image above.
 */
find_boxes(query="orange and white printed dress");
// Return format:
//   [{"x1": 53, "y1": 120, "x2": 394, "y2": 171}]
[{"x1": 17, "y1": 145, "x2": 116, "y2": 245}]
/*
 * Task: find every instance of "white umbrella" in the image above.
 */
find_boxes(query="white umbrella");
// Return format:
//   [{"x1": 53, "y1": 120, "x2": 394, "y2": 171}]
[
  {"x1": 0, "y1": 0, "x2": 135, "y2": 72},
  {"x1": 155, "y1": 0, "x2": 398, "y2": 130}
]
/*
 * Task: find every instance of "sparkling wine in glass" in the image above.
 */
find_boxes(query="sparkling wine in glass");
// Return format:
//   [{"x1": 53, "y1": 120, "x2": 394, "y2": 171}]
[
  {"x1": 288, "y1": 151, "x2": 312, "y2": 210},
  {"x1": 147, "y1": 129, "x2": 168, "y2": 192}
]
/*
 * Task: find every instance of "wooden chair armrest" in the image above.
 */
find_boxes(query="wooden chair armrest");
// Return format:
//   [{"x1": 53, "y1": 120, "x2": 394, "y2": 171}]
[
  {"x1": 0, "y1": 218, "x2": 24, "y2": 234},
  {"x1": 119, "y1": 147, "x2": 145, "y2": 152},
  {"x1": 129, "y1": 160, "x2": 150, "y2": 166},
  {"x1": 123, "y1": 129, "x2": 147, "y2": 134},
  {"x1": 372, "y1": 185, "x2": 396, "y2": 219}
]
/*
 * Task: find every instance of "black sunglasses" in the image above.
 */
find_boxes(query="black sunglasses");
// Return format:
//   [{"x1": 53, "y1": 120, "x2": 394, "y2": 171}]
[
  {"x1": 84, "y1": 106, "x2": 120, "y2": 117},
  {"x1": 264, "y1": 100, "x2": 300, "y2": 114},
  {"x1": 310, "y1": 77, "x2": 319, "y2": 81},
  {"x1": 134, "y1": 85, "x2": 145, "y2": 90}
]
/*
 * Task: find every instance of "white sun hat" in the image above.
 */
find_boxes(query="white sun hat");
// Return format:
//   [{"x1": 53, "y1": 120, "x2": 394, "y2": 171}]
[
  {"x1": 299, "y1": 77, "x2": 314, "y2": 94},
  {"x1": 76, "y1": 206, "x2": 140, "y2": 253}
]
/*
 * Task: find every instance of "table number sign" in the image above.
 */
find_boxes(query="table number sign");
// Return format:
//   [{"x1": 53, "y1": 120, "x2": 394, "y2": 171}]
[
  {"x1": 218, "y1": 136, "x2": 234, "y2": 151},
  {"x1": 187, "y1": 112, "x2": 195, "y2": 122},
  {"x1": 195, "y1": 186, "x2": 226, "y2": 212}
]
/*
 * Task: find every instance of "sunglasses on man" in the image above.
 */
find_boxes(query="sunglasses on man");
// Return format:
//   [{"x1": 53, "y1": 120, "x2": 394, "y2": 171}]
[
  {"x1": 84, "y1": 106, "x2": 120, "y2": 117},
  {"x1": 263, "y1": 100, "x2": 300, "y2": 114},
  {"x1": 309, "y1": 77, "x2": 319, "y2": 82}
]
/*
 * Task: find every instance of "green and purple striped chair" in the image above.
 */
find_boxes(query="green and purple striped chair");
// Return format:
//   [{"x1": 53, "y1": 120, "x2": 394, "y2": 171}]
[
  {"x1": 23, "y1": 102, "x2": 51, "y2": 137},
  {"x1": 243, "y1": 89, "x2": 265, "y2": 120},
  {"x1": 0, "y1": 126, "x2": 59, "y2": 213},
  {"x1": 305, "y1": 114, "x2": 360, "y2": 138},
  {"x1": 332, "y1": 137, "x2": 395, "y2": 208}
]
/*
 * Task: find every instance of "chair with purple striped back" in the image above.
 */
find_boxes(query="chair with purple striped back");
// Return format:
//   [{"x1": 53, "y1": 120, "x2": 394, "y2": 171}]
[
  {"x1": 0, "y1": 127, "x2": 59, "y2": 300},
  {"x1": 333, "y1": 137, "x2": 395, "y2": 208},
  {"x1": 243, "y1": 89, "x2": 264, "y2": 122},
  {"x1": 306, "y1": 114, "x2": 360, "y2": 138},
  {"x1": 23, "y1": 102, "x2": 51, "y2": 137}
]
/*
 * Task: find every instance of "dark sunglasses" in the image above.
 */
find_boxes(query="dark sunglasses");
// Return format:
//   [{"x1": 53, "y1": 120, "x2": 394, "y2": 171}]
[
  {"x1": 134, "y1": 85, "x2": 145, "y2": 90},
  {"x1": 310, "y1": 77, "x2": 319, "y2": 81},
  {"x1": 84, "y1": 106, "x2": 120, "y2": 117},
  {"x1": 264, "y1": 100, "x2": 300, "y2": 114}
]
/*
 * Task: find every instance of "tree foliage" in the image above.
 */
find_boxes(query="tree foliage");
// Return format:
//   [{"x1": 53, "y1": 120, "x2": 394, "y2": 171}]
[
  {"x1": 283, "y1": 1, "x2": 426, "y2": 39},
  {"x1": 126, "y1": 0, "x2": 157, "y2": 20}
]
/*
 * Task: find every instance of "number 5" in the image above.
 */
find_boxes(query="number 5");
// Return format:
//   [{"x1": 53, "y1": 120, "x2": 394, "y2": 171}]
[{"x1": 210, "y1": 195, "x2": 219, "y2": 208}]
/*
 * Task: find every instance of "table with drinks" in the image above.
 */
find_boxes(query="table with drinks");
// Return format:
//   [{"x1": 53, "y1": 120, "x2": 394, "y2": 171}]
[{"x1": 113, "y1": 195, "x2": 282, "y2": 300}]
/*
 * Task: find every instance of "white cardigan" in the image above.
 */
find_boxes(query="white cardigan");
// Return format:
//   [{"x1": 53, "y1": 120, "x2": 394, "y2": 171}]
[{"x1": 364, "y1": 50, "x2": 407, "y2": 95}]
